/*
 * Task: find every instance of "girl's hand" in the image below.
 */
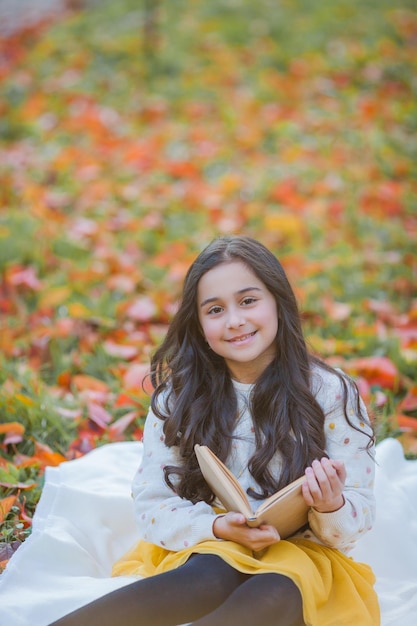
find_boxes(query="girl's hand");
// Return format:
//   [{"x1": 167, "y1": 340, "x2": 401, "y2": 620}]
[
  {"x1": 302, "y1": 457, "x2": 346, "y2": 513},
  {"x1": 213, "y1": 512, "x2": 280, "y2": 552}
]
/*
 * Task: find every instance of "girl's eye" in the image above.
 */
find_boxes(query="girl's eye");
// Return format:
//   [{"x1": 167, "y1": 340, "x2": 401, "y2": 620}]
[
  {"x1": 242, "y1": 297, "x2": 257, "y2": 306},
  {"x1": 207, "y1": 305, "x2": 223, "y2": 315}
]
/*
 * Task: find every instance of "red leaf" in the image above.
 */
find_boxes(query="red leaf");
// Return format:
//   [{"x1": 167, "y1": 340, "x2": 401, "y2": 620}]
[
  {"x1": 108, "y1": 411, "x2": 138, "y2": 437},
  {"x1": 122, "y1": 362, "x2": 150, "y2": 390},
  {"x1": 347, "y1": 356, "x2": 399, "y2": 390},
  {"x1": 87, "y1": 402, "x2": 112, "y2": 428},
  {"x1": 7, "y1": 265, "x2": 42, "y2": 290},
  {"x1": 68, "y1": 431, "x2": 97, "y2": 457},
  {"x1": 398, "y1": 386, "x2": 417, "y2": 413},
  {"x1": 55, "y1": 407, "x2": 83, "y2": 420},
  {"x1": 103, "y1": 341, "x2": 138, "y2": 360},
  {"x1": 0, "y1": 480, "x2": 36, "y2": 490},
  {"x1": 125, "y1": 296, "x2": 157, "y2": 322},
  {"x1": 114, "y1": 393, "x2": 137, "y2": 407},
  {"x1": 354, "y1": 377, "x2": 371, "y2": 404}
]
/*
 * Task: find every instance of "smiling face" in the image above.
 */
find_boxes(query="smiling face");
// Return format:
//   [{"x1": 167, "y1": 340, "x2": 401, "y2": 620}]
[{"x1": 197, "y1": 261, "x2": 278, "y2": 383}]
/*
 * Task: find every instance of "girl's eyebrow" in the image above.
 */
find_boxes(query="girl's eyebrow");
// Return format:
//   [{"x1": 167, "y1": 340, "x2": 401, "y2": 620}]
[{"x1": 199, "y1": 287, "x2": 262, "y2": 308}]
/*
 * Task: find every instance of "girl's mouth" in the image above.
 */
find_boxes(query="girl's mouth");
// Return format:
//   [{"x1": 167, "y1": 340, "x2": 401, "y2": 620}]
[{"x1": 227, "y1": 331, "x2": 257, "y2": 343}]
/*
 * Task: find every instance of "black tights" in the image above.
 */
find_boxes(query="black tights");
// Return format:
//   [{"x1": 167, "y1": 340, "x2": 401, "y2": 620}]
[{"x1": 49, "y1": 554, "x2": 304, "y2": 626}]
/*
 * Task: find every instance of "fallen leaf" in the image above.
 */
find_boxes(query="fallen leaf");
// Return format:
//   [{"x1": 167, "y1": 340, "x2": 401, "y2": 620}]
[
  {"x1": 0, "y1": 495, "x2": 17, "y2": 523},
  {"x1": 108, "y1": 411, "x2": 139, "y2": 437},
  {"x1": 125, "y1": 296, "x2": 157, "y2": 322},
  {"x1": 398, "y1": 386, "x2": 417, "y2": 413},
  {"x1": 87, "y1": 402, "x2": 112, "y2": 428},
  {"x1": 0, "y1": 422, "x2": 25, "y2": 436},
  {"x1": 72, "y1": 375, "x2": 110, "y2": 393},
  {"x1": 103, "y1": 341, "x2": 138, "y2": 360},
  {"x1": 346, "y1": 356, "x2": 400, "y2": 390},
  {"x1": 122, "y1": 362, "x2": 150, "y2": 390},
  {"x1": 33, "y1": 441, "x2": 67, "y2": 467},
  {"x1": 396, "y1": 414, "x2": 417, "y2": 432}
]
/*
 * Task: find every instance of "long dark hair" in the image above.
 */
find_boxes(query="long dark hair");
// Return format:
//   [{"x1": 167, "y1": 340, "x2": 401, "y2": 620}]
[{"x1": 150, "y1": 236, "x2": 372, "y2": 504}]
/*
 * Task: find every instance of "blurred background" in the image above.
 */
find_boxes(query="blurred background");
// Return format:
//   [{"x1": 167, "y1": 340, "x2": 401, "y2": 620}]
[{"x1": 0, "y1": 0, "x2": 416, "y2": 565}]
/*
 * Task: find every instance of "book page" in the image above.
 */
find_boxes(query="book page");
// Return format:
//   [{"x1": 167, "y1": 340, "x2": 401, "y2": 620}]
[
  {"x1": 195, "y1": 445, "x2": 309, "y2": 537},
  {"x1": 256, "y1": 475, "x2": 306, "y2": 514},
  {"x1": 194, "y1": 444, "x2": 253, "y2": 518}
]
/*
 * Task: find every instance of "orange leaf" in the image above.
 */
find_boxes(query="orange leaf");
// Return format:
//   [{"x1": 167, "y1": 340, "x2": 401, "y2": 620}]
[
  {"x1": 33, "y1": 441, "x2": 67, "y2": 467},
  {"x1": 57, "y1": 371, "x2": 72, "y2": 388},
  {"x1": 115, "y1": 392, "x2": 137, "y2": 407},
  {"x1": 0, "y1": 421, "x2": 25, "y2": 445},
  {"x1": 0, "y1": 495, "x2": 17, "y2": 523},
  {"x1": 0, "y1": 422, "x2": 25, "y2": 436},
  {"x1": 72, "y1": 375, "x2": 110, "y2": 393},
  {"x1": 396, "y1": 414, "x2": 417, "y2": 432}
]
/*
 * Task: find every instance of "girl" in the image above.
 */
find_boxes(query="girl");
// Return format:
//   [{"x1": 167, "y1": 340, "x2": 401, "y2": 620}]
[{"x1": 51, "y1": 236, "x2": 379, "y2": 626}]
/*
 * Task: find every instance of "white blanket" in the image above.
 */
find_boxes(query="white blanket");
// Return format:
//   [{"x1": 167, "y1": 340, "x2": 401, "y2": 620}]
[{"x1": 0, "y1": 438, "x2": 416, "y2": 626}]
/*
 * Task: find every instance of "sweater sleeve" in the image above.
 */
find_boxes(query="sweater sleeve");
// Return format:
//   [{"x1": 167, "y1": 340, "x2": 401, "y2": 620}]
[
  {"x1": 132, "y1": 406, "x2": 218, "y2": 552},
  {"x1": 307, "y1": 370, "x2": 376, "y2": 552}
]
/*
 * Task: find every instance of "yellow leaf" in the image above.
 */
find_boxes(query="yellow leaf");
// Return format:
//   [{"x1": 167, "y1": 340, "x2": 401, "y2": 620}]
[
  {"x1": 14, "y1": 394, "x2": 35, "y2": 407},
  {"x1": 264, "y1": 212, "x2": 303, "y2": 234},
  {"x1": 67, "y1": 302, "x2": 92, "y2": 318},
  {"x1": 264, "y1": 212, "x2": 306, "y2": 245},
  {"x1": 38, "y1": 285, "x2": 72, "y2": 309}
]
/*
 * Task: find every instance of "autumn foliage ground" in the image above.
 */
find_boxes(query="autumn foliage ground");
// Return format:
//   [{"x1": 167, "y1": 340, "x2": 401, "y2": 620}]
[{"x1": 0, "y1": 0, "x2": 416, "y2": 571}]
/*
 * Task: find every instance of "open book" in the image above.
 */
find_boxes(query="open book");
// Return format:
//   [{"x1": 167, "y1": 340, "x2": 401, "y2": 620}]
[{"x1": 195, "y1": 444, "x2": 309, "y2": 539}]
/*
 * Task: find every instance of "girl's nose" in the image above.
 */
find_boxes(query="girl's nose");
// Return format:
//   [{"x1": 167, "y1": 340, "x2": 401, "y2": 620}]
[{"x1": 226, "y1": 310, "x2": 245, "y2": 329}]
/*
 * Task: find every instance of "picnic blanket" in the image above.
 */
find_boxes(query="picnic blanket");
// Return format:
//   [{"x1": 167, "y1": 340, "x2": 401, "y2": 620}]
[{"x1": 0, "y1": 438, "x2": 416, "y2": 626}]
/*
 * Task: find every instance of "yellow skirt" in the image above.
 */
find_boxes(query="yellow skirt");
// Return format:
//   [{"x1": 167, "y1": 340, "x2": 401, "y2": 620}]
[{"x1": 112, "y1": 537, "x2": 380, "y2": 626}]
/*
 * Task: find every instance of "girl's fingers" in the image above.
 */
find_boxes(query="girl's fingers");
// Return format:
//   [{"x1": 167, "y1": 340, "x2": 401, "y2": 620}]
[
  {"x1": 317, "y1": 458, "x2": 341, "y2": 494},
  {"x1": 312, "y1": 458, "x2": 345, "y2": 489},
  {"x1": 214, "y1": 513, "x2": 280, "y2": 550},
  {"x1": 303, "y1": 458, "x2": 346, "y2": 510},
  {"x1": 331, "y1": 459, "x2": 347, "y2": 482}
]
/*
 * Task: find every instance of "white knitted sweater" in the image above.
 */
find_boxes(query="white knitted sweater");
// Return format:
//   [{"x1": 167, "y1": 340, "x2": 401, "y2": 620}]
[{"x1": 132, "y1": 367, "x2": 376, "y2": 555}]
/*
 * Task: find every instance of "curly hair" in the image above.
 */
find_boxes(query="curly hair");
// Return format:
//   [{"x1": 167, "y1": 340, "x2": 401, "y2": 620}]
[{"x1": 149, "y1": 236, "x2": 373, "y2": 504}]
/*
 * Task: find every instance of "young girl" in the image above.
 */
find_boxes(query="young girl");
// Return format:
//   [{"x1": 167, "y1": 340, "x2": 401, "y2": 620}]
[{"x1": 51, "y1": 236, "x2": 379, "y2": 626}]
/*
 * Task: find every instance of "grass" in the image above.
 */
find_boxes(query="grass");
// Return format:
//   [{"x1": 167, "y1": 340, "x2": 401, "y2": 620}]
[{"x1": 0, "y1": 0, "x2": 416, "y2": 565}]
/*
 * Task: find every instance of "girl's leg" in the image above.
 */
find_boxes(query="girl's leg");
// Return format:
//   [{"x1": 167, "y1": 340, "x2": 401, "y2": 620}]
[
  {"x1": 191, "y1": 572, "x2": 304, "y2": 626},
  {"x1": 49, "y1": 554, "x2": 250, "y2": 626}
]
